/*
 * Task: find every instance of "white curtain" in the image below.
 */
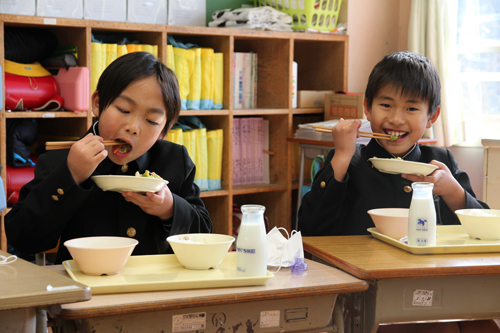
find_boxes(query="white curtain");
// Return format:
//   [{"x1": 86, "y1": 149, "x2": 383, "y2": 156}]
[{"x1": 408, "y1": 0, "x2": 463, "y2": 147}]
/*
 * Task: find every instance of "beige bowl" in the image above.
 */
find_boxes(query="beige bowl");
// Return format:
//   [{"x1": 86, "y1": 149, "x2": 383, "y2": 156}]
[
  {"x1": 167, "y1": 233, "x2": 235, "y2": 270},
  {"x1": 64, "y1": 236, "x2": 138, "y2": 276},
  {"x1": 455, "y1": 209, "x2": 500, "y2": 240},
  {"x1": 368, "y1": 208, "x2": 409, "y2": 240}
]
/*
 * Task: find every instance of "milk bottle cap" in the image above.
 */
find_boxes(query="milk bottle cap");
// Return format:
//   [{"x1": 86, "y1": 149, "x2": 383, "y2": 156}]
[{"x1": 241, "y1": 205, "x2": 266, "y2": 224}]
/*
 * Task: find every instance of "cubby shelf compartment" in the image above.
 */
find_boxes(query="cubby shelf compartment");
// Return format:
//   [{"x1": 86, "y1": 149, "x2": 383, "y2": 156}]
[{"x1": 0, "y1": 14, "x2": 348, "y2": 252}]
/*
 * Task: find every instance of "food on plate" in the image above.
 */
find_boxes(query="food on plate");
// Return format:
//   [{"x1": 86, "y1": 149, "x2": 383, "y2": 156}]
[
  {"x1": 135, "y1": 170, "x2": 163, "y2": 180},
  {"x1": 371, "y1": 156, "x2": 403, "y2": 160}
]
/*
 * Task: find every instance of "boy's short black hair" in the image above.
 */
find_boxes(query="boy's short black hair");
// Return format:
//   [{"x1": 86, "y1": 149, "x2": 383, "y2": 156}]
[
  {"x1": 96, "y1": 51, "x2": 181, "y2": 137},
  {"x1": 365, "y1": 51, "x2": 441, "y2": 116}
]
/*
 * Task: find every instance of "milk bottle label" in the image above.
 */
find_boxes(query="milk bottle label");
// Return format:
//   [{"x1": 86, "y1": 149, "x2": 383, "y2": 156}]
[
  {"x1": 236, "y1": 247, "x2": 256, "y2": 254},
  {"x1": 416, "y1": 238, "x2": 428, "y2": 245},
  {"x1": 416, "y1": 217, "x2": 428, "y2": 231}
]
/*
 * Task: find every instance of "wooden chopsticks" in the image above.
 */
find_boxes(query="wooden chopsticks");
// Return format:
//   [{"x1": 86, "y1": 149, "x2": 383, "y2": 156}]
[
  {"x1": 312, "y1": 125, "x2": 395, "y2": 141},
  {"x1": 45, "y1": 140, "x2": 126, "y2": 150}
]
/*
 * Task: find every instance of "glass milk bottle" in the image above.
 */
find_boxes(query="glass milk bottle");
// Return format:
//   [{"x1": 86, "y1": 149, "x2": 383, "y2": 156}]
[
  {"x1": 236, "y1": 205, "x2": 268, "y2": 277},
  {"x1": 408, "y1": 182, "x2": 437, "y2": 246}
]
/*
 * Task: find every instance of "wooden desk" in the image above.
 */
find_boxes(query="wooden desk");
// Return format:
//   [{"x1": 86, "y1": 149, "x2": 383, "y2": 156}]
[
  {"x1": 303, "y1": 236, "x2": 500, "y2": 333},
  {"x1": 47, "y1": 259, "x2": 368, "y2": 333},
  {"x1": 0, "y1": 250, "x2": 90, "y2": 333}
]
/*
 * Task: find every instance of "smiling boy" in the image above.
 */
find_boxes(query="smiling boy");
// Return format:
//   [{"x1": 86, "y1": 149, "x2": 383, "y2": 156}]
[{"x1": 298, "y1": 51, "x2": 487, "y2": 236}]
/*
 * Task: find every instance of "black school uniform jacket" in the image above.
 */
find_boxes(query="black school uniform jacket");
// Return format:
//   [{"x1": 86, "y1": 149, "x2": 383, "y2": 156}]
[
  {"x1": 298, "y1": 139, "x2": 488, "y2": 236},
  {"x1": 6, "y1": 127, "x2": 212, "y2": 264}
]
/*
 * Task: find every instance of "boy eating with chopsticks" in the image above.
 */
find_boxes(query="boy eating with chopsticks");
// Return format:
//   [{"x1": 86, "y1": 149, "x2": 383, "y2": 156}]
[
  {"x1": 299, "y1": 51, "x2": 487, "y2": 237},
  {"x1": 6, "y1": 52, "x2": 212, "y2": 264},
  {"x1": 299, "y1": 50, "x2": 498, "y2": 333}
]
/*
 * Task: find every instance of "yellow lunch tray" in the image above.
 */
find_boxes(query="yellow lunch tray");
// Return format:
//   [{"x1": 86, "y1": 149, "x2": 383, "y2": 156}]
[
  {"x1": 63, "y1": 252, "x2": 273, "y2": 295},
  {"x1": 368, "y1": 225, "x2": 500, "y2": 255}
]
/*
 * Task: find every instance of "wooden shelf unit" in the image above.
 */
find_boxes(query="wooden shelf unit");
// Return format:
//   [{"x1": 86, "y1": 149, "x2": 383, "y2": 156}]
[{"x1": 0, "y1": 14, "x2": 348, "y2": 252}]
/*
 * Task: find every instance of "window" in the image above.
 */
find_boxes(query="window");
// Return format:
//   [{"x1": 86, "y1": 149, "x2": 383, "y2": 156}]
[{"x1": 457, "y1": 0, "x2": 500, "y2": 144}]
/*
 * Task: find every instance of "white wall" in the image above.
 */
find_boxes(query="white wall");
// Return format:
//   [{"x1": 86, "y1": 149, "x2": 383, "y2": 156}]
[
  {"x1": 449, "y1": 146, "x2": 484, "y2": 201},
  {"x1": 345, "y1": 0, "x2": 411, "y2": 94},
  {"x1": 344, "y1": 0, "x2": 484, "y2": 201}
]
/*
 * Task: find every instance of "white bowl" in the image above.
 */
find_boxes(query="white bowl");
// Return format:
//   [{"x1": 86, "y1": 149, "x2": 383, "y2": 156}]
[
  {"x1": 455, "y1": 209, "x2": 500, "y2": 240},
  {"x1": 369, "y1": 158, "x2": 438, "y2": 175},
  {"x1": 91, "y1": 175, "x2": 168, "y2": 193},
  {"x1": 64, "y1": 236, "x2": 138, "y2": 276},
  {"x1": 167, "y1": 233, "x2": 235, "y2": 270},
  {"x1": 368, "y1": 208, "x2": 409, "y2": 240}
]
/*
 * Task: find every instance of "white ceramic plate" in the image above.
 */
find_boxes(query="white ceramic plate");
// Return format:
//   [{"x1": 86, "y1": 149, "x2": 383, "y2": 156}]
[
  {"x1": 369, "y1": 158, "x2": 438, "y2": 175},
  {"x1": 92, "y1": 175, "x2": 169, "y2": 193}
]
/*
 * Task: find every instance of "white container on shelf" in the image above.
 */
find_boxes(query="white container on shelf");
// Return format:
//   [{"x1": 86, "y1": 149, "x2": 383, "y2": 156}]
[
  {"x1": 167, "y1": 0, "x2": 206, "y2": 27},
  {"x1": 127, "y1": 0, "x2": 167, "y2": 25},
  {"x1": 37, "y1": 0, "x2": 83, "y2": 19},
  {"x1": 0, "y1": 0, "x2": 36, "y2": 15},
  {"x1": 84, "y1": 0, "x2": 126, "y2": 22}
]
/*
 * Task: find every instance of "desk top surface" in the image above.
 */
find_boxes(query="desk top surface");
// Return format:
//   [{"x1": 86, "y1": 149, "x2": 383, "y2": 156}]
[
  {"x1": 0, "y1": 250, "x2": 90, "y2": 311},
  {"x1": 303, "y1": 236, "x2": 500, "y2": 280},
  {"x1": 47, "y1": 258, "x2": 368, "y2": 320}
]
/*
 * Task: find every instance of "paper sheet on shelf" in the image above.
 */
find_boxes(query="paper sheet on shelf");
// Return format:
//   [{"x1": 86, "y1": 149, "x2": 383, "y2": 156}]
[{"x1": 294, "y1": 119, "x2": 372, "y2": 143}]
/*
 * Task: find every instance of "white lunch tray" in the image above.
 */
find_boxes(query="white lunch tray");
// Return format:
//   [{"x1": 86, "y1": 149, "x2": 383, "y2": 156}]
[
  {"x1": 63, "y1": 252, "x2": 273, "y2": 294},
  {"x1": 368, "y1": 225, "x2": 500, "y2": 255}
]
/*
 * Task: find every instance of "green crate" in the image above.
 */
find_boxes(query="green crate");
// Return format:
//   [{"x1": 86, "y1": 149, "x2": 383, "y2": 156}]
[{"x1": 253, "y1": 0, "x2": 342, "y2": 31}]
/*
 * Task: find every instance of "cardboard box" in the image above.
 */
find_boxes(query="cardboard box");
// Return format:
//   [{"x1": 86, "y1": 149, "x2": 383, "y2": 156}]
[
  {"x1": 168, "y1": 0, "x2": 206, "y2": 27},
  {"x1": 128, "y1": 0, "x2": 167, "y2": 25},
  {"x1": 297, "y1": 90, "x2": 334, "y2": 108},
  {"x1": 84, "y1": 0, "x2": 126, "y2": 22},
  {"x1": 324, "y1": 92, "x2": 365, "y2": 120},
  {"x1": 0, "y1": 0, "x2": 36, "y2": 15},
  {"x1": 37, "y1": 0, "x2": 83, "y2": 19}
]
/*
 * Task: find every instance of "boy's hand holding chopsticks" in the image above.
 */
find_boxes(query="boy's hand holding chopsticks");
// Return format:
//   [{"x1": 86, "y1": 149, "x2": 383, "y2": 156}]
[{"x1": 54, "y1": 134, "x2": 116, "y2": 186}]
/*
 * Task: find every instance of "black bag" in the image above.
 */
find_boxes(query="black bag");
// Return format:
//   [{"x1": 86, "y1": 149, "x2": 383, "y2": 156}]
[
  {"x1": 5, "y1": 27, "x2": 58, "y2": 64},
  {"x1": 6, "y1": 119, "x2": 38, "y2": 167}
]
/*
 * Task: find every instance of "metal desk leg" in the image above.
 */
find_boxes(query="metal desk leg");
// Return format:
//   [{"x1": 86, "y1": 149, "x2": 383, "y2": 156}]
[
  {"x1": 36, "y1": 308, "x2": 48, "y2": 333},
  {"x1": 35, "y1": 253, "x2": 45, "y2": 266},
  {"x1": 296, "y1": 144, "x2": 331, "y2": 231},
  {"x1": 296, "y1": 147, "x2": 306, "y2": 230},
  {"x1": 336, "y1": 292, "x2": 366, "y2": 333}
]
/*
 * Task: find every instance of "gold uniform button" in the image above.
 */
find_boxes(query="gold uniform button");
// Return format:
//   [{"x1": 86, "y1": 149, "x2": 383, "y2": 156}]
[
  {"x1": 127, "y1": 227, "x2": 137, "y2": 237},
  {"x1": 121, "y1": 164, "x2": 129, "y2": 173},
  {"x1": 320, "y1": 181, "x2": 326, "y2": 188},
  {"x1": 404, "y1": 185, "x2": 412, "y2": 193},
  {"x1": 57, "y1": 188, "x2": 64, "y2": 195},
  {"x1": 52, "y1": 195, "x2": 59, "y2": 201}
]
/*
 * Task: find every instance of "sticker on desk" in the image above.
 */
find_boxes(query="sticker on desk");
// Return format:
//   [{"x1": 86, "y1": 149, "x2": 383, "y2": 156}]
[
  {"x1": 412, "y1": 290, "x2": 433, "y2": 306},
  {"x1": 172, "y1": 312, "x2": 206, "y2": 332},
  {"x1": 260, "y1": 310, "x2": 280, "y2": 328}
]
